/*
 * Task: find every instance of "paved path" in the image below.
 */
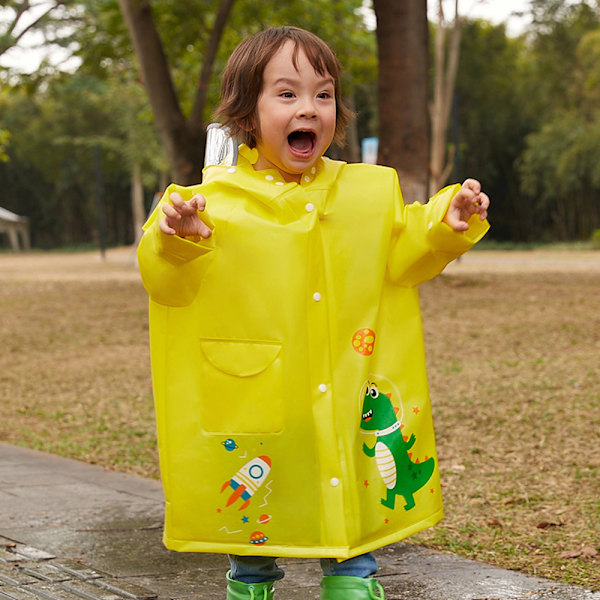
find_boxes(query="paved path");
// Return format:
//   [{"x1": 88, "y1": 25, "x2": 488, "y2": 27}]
[
  {"x1": 1, "y1": 443, "x2": 598, "y2": 600},
  {"x1": 445, "y1": 249, "x2": 600, "y2": 274}
]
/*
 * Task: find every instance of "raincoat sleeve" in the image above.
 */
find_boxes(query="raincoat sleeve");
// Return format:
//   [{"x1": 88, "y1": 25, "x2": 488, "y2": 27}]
[
  {"x1": 387, "y1": 181, "x2": 489, "y2": 287},
  {"x1": 137, "y1": 183, "x2": 216, "y2": 307}
]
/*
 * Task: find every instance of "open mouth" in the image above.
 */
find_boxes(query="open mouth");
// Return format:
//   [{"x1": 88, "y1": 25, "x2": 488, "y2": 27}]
[
  {"x1": 288, "y1": 130, "x2": 316, "y2": 156},
  {"x1": 362, "y1": 409, "x2": 373, "y2": 422}
]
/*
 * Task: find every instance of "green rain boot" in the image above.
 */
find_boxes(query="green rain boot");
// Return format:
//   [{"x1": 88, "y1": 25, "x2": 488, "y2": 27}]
[
  {"x1": 226, "y1": 571, "x2": 275, "y2": 600},
  {"x1": 320, "y1": 575, "x2": 385, "y2": 600}
]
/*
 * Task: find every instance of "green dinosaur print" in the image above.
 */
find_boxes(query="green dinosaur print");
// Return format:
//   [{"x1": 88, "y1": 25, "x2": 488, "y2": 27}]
[{"x1": 360, "y1": 383, "x2": 435, "y2": 510}]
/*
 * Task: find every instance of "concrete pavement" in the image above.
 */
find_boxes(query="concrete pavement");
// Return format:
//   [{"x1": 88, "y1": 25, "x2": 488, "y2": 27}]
[{"x1": 1, "y1": 443, "x2": 598, "y2": 600}]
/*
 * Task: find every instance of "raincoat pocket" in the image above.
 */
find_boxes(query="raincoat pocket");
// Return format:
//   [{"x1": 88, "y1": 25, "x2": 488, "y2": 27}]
[{"x1": 198, "y1": 338, "x2": 284, "y2": 434}]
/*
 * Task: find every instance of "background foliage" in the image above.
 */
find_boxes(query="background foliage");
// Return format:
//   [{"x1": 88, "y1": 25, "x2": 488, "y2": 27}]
[{"x1": 0, "y1": 0, "x2": 599, "y2": 247}]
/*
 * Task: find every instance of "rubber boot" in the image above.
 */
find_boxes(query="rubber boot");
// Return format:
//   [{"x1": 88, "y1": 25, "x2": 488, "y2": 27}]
[
  {"x1": 320, "y1": 575, "x2": 385, "y2": 600},
  {"x1": 226, "y1": 571, "x2": 275, "y2": 600}
]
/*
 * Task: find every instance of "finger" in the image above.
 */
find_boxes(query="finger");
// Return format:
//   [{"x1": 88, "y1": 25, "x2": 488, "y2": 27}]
[
  {"x1": 462, "y1": 178, "x2": 482, "y2": 194},
  {"x1": 190, "y1": 194, "x2": 213, "y2": 236},
  {"x1": 170, "y1": 194, "x2": 198, "y2": 217},
  {"x1": 169, "y1": 192, "x2": 184, "y2": 208},
  {"x1": 162, "y1": 202, "x2": 180, "y2": 220},
  {"x1": 477, "y1": 192, "x2": 490, "y2": 220},
  {"x1": 449, "y1": 217, "x2": 469, "y2": 232},
  {"x1": 159, "y1": 216, "x2": 176, "y2": 235},
  {"x1": 190, "y1": 194, "x2": 207, "y2": 212},
  {"x1": 454, "y1": 185, "x2": 476, "y2": 207},
  {"x1": 198, "y1": 222, "x2": 212, "y2": 238}
]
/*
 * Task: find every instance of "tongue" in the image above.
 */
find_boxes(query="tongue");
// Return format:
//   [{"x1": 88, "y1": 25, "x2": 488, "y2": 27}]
[{"x1": 288, "y1": 132, "x2": 313, "y2": 153}]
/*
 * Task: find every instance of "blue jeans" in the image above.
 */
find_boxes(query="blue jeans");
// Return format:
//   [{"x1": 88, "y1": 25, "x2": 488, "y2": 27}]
[{"x1": 228, "y1": 552, "x2": 378, "y2": 584}]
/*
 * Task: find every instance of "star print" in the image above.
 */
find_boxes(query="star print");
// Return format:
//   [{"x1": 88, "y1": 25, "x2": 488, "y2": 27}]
[
  {"x1": 430, "y1": 488, "x2": 435, "y2": 494},
  {"x1": 413, "y1": 406, "x2": 420, "y2": 414},
  {"x1": 216, "y1": 508, "x2": 222, "y2": 513},
  {"x1": 384, "y1": 518, "x2": 389, "y2": 524},
  {"x1": 364, "y1": 480, "x2": 370, "y2": 487},
  {"x1": 241, "y1": 516, "x2": 249, "y2": 523}
]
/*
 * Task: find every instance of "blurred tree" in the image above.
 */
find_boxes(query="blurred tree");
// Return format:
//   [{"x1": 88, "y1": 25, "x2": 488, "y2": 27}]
[
  {"x1": 452, "y1": 19, "x2": 533, "y2": 241},
  {"x1": 115, "y1": 0, "x2": 372, "y2": 185},
  {"x1": 0, "y1": 71, "x2": 157, "y2": 248},
  {"x1": 0, "y1": 0, "x2": 81, "y2": 60},
  {"x1": 520, "y1": 25, "x2": 600, "y2": 239},
  {"x1": 117, "y1": 0, "x2": 234, "y2": 185},
  {"x1": 517, "y1": 0, "x2": 600, "y2": 239},
  {"x1": 373, "y1": 0, "x2": 429, "y2": 203},
  {"x1": 0, "y1": 129, "x2": 10, "y2": 162},
  {"x1": 429, "y1": 0, "x2": 462, "y2": 196},
  {"x1": 0, "y1": 0, "x2": 375, "y2": 247}
]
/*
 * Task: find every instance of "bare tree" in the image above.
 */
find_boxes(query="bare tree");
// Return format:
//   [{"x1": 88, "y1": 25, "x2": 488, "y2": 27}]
[
  {"x1": 373, "y1": 0, "x2": 429, "y2": 204},
  {"x1": 117, "y1": 0, "x2": 235, "y2": 185},
  {"x1": 429, "y1": 0, "x2": 462, "y2": 196},
  {"x1": 0, "y1": 0, "x2": 73, "y2": 57}
]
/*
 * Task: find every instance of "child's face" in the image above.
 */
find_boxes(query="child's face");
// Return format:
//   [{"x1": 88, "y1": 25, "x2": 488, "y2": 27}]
[{"x1": 253, "y1": 40, "x2": 337, "y2": 183}]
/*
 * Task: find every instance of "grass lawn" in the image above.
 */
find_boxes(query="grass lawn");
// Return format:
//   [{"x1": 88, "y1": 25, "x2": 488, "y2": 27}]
[{"x1": 0, "y1": 248, "x2": 598, "y2": 590}]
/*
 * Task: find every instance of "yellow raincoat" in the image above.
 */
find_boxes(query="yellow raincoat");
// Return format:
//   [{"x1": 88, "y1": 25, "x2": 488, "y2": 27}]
[{"x1": 138, "y1": 145, "x2": 489, "y2": 559}]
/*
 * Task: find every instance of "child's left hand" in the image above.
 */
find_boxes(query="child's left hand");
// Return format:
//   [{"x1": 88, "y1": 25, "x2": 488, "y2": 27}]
[{"x1": 443, "y1": 179, "x2": 489, "y2": 232}]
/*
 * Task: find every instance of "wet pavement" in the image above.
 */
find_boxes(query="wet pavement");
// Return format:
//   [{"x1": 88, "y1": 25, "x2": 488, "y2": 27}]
[{"x1": 1, "y1": 442, "x2": 598, "y2": 600}]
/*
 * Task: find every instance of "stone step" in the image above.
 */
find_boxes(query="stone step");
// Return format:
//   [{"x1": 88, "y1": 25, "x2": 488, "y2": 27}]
[{"x1": 0, "y1": 542, "x2": 156, "y2": 600}]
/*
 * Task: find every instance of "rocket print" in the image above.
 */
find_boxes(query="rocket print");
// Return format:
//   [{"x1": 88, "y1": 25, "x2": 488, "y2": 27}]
[{"x1": 221, "y1": 455, "x2": 272, "y2": 510}]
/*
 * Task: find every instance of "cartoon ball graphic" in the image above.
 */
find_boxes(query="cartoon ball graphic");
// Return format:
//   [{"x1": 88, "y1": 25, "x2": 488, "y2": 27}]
[
  {"x1": 352, "y1": 328, "x2": 376, "y2": 356},
  {"x1": 221, "y1": 438, "x2": 238, "y2": 451},
  {"x1": 250, "y1": 531, "x2": 269, "y2": 545}
]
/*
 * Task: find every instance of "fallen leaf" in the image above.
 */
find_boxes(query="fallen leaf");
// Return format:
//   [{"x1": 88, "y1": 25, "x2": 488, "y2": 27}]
[
  {"x1": 487, "y1": 518, "x2": 503, "y2": 528},
  {"x1": 536, "y1": 521, "x2": 563, "y2": 529},
  {"x1": 559, "y1": 549, "x2": 582, "y2": 559},
  {"x1": 559, "y1": 546, "x2": 598, "y2": 559}
]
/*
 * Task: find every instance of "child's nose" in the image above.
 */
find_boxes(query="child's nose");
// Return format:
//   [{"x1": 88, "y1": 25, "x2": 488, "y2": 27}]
[{"x1": 297, "y1": 100, "x2": 317, "y2": 119}]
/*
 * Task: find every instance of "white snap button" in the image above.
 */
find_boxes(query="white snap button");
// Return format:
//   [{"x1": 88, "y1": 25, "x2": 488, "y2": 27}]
[
  {"x1": 318, "y1": 383, "x2": 327, "y2": 393},
  {"x1": 265, "y1": 174, "x2": 274, "y2": 181},
  {"x1": 305, "y1": 203, "x2": 315, "y2": 212},
  {"x1": 330, "y1": 477, "x2": 340, "y2": 487},
  {"x1": 276, "y1": 181, "x2": 284, "y2": 186},
  {"x1": 428, "y1": 221, "x2": 434, "y2": 230},
  {"x1": 311, "y1": 167, "x2": 316, "y2": 174},
  {"x1": 304, "y1": 175, "x2": 311, "y2": 182},
  {"x1": 227, "y1": 167, "x2": 236, "y2": 173},
  {"x1": 313, "y1": 292, "x2": 322, "y2": 302}
]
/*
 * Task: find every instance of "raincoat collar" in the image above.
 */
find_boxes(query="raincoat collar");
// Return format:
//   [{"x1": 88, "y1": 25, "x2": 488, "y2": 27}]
[{"x1": 202, "y1": 144, "x2": 347, "y2": 205}]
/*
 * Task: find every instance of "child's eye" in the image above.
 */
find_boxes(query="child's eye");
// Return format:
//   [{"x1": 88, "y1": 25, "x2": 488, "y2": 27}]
[
  {"x1": 317, "y1": 91, "x2": 333, "y2": 99},
  {"x1": 280, "y1": 92, "x2": 294, "y2": 98}
]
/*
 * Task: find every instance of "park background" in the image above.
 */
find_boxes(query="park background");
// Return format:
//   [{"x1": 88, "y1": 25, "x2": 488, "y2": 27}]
[
  {"x1": 0, "y1": 0, "x2": 599, "y2": 594},
  {"x1": 1, "y1": 0, "x2": 600, "y2": 249}
]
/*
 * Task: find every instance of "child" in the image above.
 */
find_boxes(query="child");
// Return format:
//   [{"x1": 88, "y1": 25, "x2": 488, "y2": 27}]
[{"x1": 138, "y1": 26, "x2": 489, "y2": 600}]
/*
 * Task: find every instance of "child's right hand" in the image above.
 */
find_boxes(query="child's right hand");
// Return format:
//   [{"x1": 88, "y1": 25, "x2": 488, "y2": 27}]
[{"x1": 160, "y1": 192, "x2": 213, "y2": 240}]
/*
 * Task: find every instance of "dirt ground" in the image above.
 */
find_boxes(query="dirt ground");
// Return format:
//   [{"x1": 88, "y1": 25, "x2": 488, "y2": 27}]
[
  {"x1": 0, "y1": 246, "x2": 598, "y2": 589},
  {"x1": 1, "y1": 246, "x2": 599, "y2": 280}
]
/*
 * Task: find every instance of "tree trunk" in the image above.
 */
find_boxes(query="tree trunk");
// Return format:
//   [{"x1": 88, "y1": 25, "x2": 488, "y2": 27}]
[
  {"x1": 429, "y1": 0, "x2": 462, "y2": 196},
  {"x1": 373, "y1": 0, "x2": 429, "y2": 204},
  {"x1": 131, "y1": 162, "x2": 146, "y2": 245},
  {"x1": 117, "y1": 0, "x2": 235, "y2": 185}
]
